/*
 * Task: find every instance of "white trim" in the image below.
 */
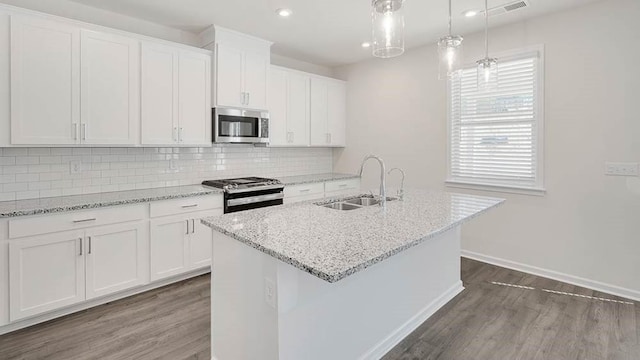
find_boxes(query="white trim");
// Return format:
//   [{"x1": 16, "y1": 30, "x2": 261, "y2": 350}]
[
  {"x1": 0, "y1": 268, "x2": 211, "y2": 336},
  {"x1": 447, "y1": 44, "x2": 546, "y2": 191},
  {"x1": 445, "y1": 180, "x2": 546, "y2": 196},
  {"x1": 358, "y1": 281, "x2": 465, "y2": 360},
  {"x1": 461, "y1": 250, "x2": 640, "y2": 302}
]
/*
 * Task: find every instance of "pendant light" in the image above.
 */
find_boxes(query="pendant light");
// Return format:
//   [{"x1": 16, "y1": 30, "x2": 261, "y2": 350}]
[
  {"x1": 477, "y1": 0, "x2": 497, "y2": 90},
  {"x1": 372, "y1": 0, "x2": 405, "y2": 58},
  {"x1": 437, "y1": 0, "x2": 463, "y2": 80}
]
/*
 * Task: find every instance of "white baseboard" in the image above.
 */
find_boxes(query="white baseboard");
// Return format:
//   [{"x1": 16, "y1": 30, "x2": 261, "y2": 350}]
[
  {"x1": 359, "y1": 281, "x2": 465, "y2": 360},
  {"x1": 461, "y1": 250, "x2": 640, "y2": 302}
]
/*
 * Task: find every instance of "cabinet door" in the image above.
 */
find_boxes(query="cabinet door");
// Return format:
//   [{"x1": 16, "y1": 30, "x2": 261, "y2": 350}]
[
  {"x1": 189, "y1": 210, "x2": 222, "y2": 269},
  {"x1": 9, "y1": 230, "x2": 85, "y2": 321},
  {"x1": 178, "y1": 51, "x2": 211, "y2": 145},
  {"x1": 150, "y1": 215, "x2": 189, "y2": 281},
  {"x1": 327, "y1": 81, "x2": 347, "y2": 147},
  {"x1": 243, "y1": 52, "x2": 269, "y2": 110},
  {"x1": 10, "y1": 16, "x2": 80, "y2": 145},
  {"x1": 216, "y1": 44, "x2": 244, "y2": 108},
  {"x1": 310, "y1": 78, "x2": 329, "y2": 146},
  {"x1": 268, "y1": 68, "x2": 288, "y2": 146},
  {"x1": 287, "y1": 72, "x2": 310, "y2": 146},
  {"x1": 81, "y1": 30, "x2": 140, "y2": 145},
  {"x1": 141, "y1": 42, "x2": 178, "y2": 145},
  {"x1": 85, "y1": 222, "x2": 148, "y2": 300}
]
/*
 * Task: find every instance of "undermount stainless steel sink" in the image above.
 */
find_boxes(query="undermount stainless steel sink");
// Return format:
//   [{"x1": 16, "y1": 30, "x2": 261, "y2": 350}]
[
  {"x1": 345, "y1": 197, "x2": 380, "y2": 206},
  {"x1": 323, "y1": 202, "x2": 362, "y2": 211},
  {"x1": 319, "y1": 195, "x2": 398, "y2": 211}
]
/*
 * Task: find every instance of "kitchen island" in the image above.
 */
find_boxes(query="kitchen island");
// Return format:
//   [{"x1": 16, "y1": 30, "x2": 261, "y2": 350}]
[{"x1": 201, "y1": 190, "x2": 503, "y2": 360}]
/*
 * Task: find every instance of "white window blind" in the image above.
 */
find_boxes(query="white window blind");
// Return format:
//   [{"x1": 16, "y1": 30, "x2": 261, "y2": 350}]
[{"x1": 448, "y1": 50, "x2": 543, "y2": 191}]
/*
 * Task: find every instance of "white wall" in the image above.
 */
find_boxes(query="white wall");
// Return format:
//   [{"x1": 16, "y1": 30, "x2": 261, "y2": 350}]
[
  {"x1": 334, "y1": 0, "x2": 640, "y2": 299},
  {"x1": 0, "y1": 0, "x2": 199, "y2": 45}
]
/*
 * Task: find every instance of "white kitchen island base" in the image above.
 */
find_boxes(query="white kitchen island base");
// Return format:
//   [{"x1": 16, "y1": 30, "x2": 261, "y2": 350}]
[{"x1": 211, "y1": 226, "x2": 463, "y2": 360}]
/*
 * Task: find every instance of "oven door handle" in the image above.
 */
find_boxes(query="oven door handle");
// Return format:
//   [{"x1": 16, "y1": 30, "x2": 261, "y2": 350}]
[{"x1": 227, "y1": 193, "x2": 284, "y2": 207}]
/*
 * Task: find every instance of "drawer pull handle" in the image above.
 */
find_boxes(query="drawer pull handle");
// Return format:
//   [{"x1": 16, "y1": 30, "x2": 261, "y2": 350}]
[
  {"x1": 79, "y1": 238, "x2": 83, "y2": 256},
  {"x1": 73, "y1": 218, "x2": 97, "y2": 223},
  {"x1": 186, "y1": 220, "x2": 190, "y2": 235},
  {"x1": 338, "y1": 184, "x2": 348, "y2": 188},
  {"x1": 88, "y1": 236, "x2": 92, "y2": 255},
  {"x1": 192, "y1": 219, "x2": 195, "y2": 234},
  {"x1": 181, "y1": 204, "x2": 199, "y2": 209},
  {"x1": 300, "y1": 189, "x2": 311, "y2": 193}
]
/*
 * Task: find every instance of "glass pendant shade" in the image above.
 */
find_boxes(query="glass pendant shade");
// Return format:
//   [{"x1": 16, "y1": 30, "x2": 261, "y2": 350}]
[
  {"x1": 437, "y1": 35, "x2": 463, "y2": 79},
  {"x1": 372, "y1": 0, "x2": 405, "y2": 58},
  {"x1": 477, "y1": 57, "x2": 498, "y2": 91}
]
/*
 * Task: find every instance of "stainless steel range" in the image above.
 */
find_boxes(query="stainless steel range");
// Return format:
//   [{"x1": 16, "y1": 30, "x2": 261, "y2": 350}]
[{"x1": 202, "y1": 177, "x2": 284, "y2": 214}]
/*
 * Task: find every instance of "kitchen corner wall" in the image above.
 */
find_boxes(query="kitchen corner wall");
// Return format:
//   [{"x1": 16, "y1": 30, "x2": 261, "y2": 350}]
[
  {"x1": 334, "y1": 0, "x2": 640, "y2": 298},
  {"x1": 0, "y1": 146, "x2": 333, "y2": 201}
]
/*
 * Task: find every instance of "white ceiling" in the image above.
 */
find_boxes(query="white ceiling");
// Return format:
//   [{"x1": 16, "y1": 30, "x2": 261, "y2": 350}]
[{"x1": 67, "y1": 0, "x2": 602, "y2": 67}]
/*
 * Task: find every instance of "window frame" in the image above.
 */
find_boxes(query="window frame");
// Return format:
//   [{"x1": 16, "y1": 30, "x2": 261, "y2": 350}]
[{"x1": 446, "y1": 45, "x2": 546, "y2": 196}]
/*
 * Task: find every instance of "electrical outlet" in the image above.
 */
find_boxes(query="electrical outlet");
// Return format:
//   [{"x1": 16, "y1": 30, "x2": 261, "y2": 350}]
[
  {"x1": 605, "y1": 162, "x2": 639, "y2": 177},
  {"x1": 169, "y1": 159, "x2": 178, "y2": 171},
  {"x1": 264, "y1": 278, "x2": 276, "y2": 308},
  {"x1": 70, "y1": 160, "x2": 82, "y2": 174}
]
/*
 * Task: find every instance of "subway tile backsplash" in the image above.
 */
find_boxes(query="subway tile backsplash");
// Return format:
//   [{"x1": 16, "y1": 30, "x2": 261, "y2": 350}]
[{"x1": 0, "y1": 146, "x2": 333, "y2": 201}]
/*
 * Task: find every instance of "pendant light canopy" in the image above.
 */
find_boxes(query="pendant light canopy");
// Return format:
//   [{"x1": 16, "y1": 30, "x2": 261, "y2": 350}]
[
  {"x1": 477, "y1": 0, "x2": 498, "y2": 90},
  {"x1": 372, "y1": 0, "x2": 405, "y2": 58},
  {"x1": 437, "y1": 0, "x2": 463, "y2": 80}
]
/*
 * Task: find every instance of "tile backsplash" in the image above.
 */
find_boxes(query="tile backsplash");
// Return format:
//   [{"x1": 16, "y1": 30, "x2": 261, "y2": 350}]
[{"x1": 0, "y1": 146, "x2": 333, "y2": 201}]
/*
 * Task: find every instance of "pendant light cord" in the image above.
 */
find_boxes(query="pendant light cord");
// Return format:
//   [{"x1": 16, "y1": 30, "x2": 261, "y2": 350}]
[
  {"x1": 484, "y1": 0, "x2": 489, "y2": 59},
  {"x1": 448, "y1": 0, "x2": 452, "y2": 36}
]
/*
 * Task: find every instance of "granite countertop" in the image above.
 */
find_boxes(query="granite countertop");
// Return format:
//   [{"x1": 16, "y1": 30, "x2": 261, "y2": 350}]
[
  {"x1": 278, "y1": 173, "x2": 359, "y2": 186},
  {"x1": 202, "y1": 190, "x2": 504, "y2": 283},
  {"x1": 0, "y1": 185, "x2": 223, "y2": 218}
]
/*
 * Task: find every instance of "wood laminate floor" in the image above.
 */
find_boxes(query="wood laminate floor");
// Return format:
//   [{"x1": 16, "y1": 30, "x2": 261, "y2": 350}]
[{"x1": 1, "y1": 258, "x2": 637, "y2": 360}]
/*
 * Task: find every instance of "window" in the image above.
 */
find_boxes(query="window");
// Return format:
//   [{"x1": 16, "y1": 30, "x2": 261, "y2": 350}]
[{"x1": 447, "y1": 47, "x2": 544, "y2": 194}]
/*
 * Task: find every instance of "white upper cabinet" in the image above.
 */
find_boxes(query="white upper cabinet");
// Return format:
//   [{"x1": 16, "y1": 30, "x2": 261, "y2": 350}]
[
  {"x1": 310, "y1": 77, "x2": 347, "y2": 147},
  {"x1": 10, "y1": 16, "x2": 80, "y2": 145},
  {"x1": 327, "y1": 81, "x2": 347, "y2": 147},
  {"x1": 242, "y1": 51, "x2": 269, "y2": 110},
  {"x1": 207, "y1": 26, "x2": 271, "y2": 111},
  {"x1": 6, "y1": 11, "x2": 211, "y2": 147},
  {"x1": 216, "y1": 45, "x2": 244, "y2": 108},
  {"x1": 81, "y1": 30, "x2": 140, "y2": 145},
  {"x1": 268, "y1": 67, "x2": 310, "y2": 147},
  {"x1": 270, "y1": 66, "x2": 347, "y2": 148},
  {"x1": 141, "y1": 42, "x2": 178, "y2": 145},
  {"x1": 141, "y1": 43, "x2": 211, "y2": 146},
  {"x1": 178, "y1": 51, "x2": 211, "y2": 145}
]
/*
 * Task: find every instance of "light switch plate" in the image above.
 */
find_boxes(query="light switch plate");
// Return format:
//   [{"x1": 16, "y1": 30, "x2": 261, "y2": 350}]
[
  {"x1": 264, "y1": 278, "x2": 276, "y2": 308},
  {"x1": 605, "y1": 162, "x2": 639, "y2": 176}
]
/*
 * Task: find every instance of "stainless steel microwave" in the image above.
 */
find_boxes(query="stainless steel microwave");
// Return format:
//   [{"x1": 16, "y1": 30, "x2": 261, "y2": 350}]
[{"x1": 213, "y1": 108, "x2": 270, "y2": 144}]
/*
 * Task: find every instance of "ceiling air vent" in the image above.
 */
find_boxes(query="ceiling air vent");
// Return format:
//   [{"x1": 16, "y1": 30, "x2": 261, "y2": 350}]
[{"x1": 488, "y1": 0, "x2": 530, "y2": 16}]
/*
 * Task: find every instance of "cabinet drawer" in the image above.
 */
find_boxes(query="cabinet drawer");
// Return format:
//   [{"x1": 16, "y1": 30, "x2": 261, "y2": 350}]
[
  {"x1": 9, "y1": 205, "x2": 146, "y2": 239},
  {"x1": 324, "y1": 179, "x2": 360, "y2": 193},
  {"x1": 284, "y1": 183, "x2": 325, "y2": 199},
  {"x1": 150, "y1": 195, "x2": 223, "y2": 218}
]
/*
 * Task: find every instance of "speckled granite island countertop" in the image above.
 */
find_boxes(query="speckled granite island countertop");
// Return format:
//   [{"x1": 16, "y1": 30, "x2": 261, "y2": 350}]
[
  {"x1": 202, "y1": 190, "x2": 504, "y2": 283},
  {"x1": 0, "y1": 185, "x2": 222, "y2": 218},
  {"x1": 277, "y1": 172, "x2": 359, "y2": 185}
]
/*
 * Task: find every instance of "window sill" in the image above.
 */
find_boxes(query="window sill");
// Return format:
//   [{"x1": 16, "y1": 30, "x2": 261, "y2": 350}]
[{"x1": 445, "y1": 180, "x2": 546, "y2": 197}]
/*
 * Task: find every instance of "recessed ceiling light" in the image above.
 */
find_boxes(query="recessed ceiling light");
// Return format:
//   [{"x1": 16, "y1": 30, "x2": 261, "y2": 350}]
[
  {"x1": 463, "y1": 10, "x2": 479, "y2": 17},
  {"x1": 361, "y1": 42, "x2": 371, "y2": 48},
  {"x1": 276, "y1": 8, "x2": 293, "y2": 17}
]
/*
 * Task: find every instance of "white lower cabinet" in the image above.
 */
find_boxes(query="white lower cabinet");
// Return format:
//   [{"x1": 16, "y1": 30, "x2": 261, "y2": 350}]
[
  {"x1": 283, "y1": 179, "x2": 362, "y2": 204},
  {"x1": 150, "y1": 209, "x2": 221, "y2": 281},
  {"x1": 9, "y1": 230, "x2": 86, "y2": 321},
  {"x1": 85, "y1": 222, "x2": 148, "y2": 300},
  {"x1": 8, "y1": 221, "x2": 148, "y2": 321}
]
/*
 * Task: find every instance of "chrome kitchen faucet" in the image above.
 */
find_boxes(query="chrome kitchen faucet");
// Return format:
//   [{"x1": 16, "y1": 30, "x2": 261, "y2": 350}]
[{"x1": 358, "y1": 155, "x2": 387, "y2": 208}]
